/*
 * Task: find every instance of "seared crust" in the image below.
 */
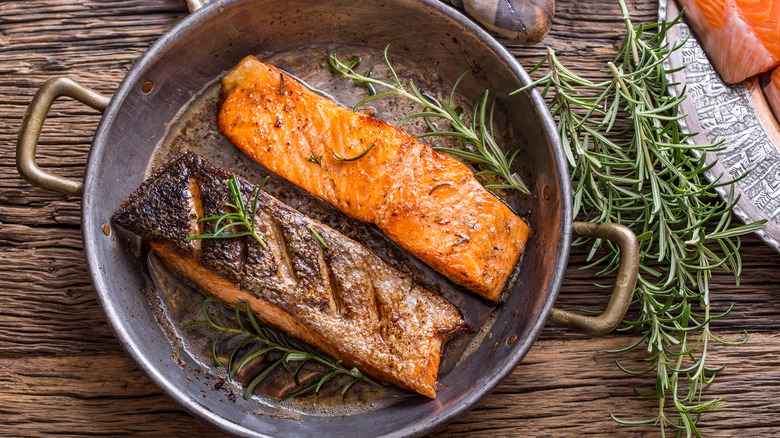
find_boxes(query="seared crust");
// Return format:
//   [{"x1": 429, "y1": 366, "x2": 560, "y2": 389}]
[
  {"x1": 112, "y1": 152, "x2": 467, "y2": 398},
  {"x1": 218, "y1": 56, "x2": 531, "y2": 301}
]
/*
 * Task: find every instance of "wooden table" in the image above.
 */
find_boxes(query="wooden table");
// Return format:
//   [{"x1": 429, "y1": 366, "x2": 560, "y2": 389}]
[{"x1": 2, "y1": 0, "x2": 779, "y2": 436}]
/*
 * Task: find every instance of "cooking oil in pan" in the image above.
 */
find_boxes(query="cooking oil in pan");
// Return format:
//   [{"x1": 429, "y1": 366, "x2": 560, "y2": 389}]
[{"x1": 141, "y1": 44, "x2": 515, "y2": 416}]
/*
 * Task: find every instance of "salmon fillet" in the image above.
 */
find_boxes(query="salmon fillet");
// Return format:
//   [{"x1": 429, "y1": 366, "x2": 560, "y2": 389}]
[
  {"x1": 218, "y1": 56, "x2": 530, "y2": 302},
  {"x1": 677, "y1": 0, "x2": 780, "y2": 84},
  {"x1": 111, "y1": 152, "x2": 467, "y2": 398},
  {"x1": 765, "y1": 68, "x2": 780, "y2": 121}
]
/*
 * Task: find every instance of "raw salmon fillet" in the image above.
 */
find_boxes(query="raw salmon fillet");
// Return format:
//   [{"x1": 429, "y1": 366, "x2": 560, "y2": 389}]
[
  {"x1": 218, "y1": 56, "x2": 531, "y2": 302},
  {"x1": 111, "y1": 152, "x2": 468, "y2": 398},
  {"x1": 765, "y1": 68, "x2": 780, "y2": 120},
  {"x1": 677, "y1": 0, "x2": 780, "y2": 84}
]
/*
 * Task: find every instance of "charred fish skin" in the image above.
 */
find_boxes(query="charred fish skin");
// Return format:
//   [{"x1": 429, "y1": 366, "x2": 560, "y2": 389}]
[
  {"x1": 218, "y1": 56, "x2": 531, "y2": 302},
  {"x1": 111, "y1": 152, "x2": 467, "y2": 399},
  {"x1": 112, "y1": 156, "x2": 197, "y2": 255}
]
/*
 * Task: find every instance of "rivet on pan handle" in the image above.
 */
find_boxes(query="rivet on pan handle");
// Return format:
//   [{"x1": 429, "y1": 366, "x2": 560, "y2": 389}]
[
  {"x1": 549, "y1": 221, "x2": 639, "y2": 336},
  {"x1": 16, "y1": 77, "x2": 110, "y2": 197}
]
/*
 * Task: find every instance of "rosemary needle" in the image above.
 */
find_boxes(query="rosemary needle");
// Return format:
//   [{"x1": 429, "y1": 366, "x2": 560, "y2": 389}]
[
  {"x1": 332, "y1": 143, "x2": 375, "y2": 161},
  {"x1": 428, "y1": 182, "x2": 452, "y2": 195},
  {"x1": 308, "y1": 225, "x2": 329, "y2": 249},
  {"x1": 520, "y1": 0, "x2": 766, "y2": 435}
]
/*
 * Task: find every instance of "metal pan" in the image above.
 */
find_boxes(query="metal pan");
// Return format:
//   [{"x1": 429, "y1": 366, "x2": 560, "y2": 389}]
[{"x1": 15, "y1": 0, "x2": 638, "y2": 436}]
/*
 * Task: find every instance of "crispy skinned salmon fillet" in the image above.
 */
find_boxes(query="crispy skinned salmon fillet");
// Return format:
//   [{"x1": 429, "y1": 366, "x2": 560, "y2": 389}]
[
  {"x1": 111, "y1": 152, "x2": 468, "y2": 399},
  {"x1": 218, "y1": 56, "x2": 531, "y2": 302}
]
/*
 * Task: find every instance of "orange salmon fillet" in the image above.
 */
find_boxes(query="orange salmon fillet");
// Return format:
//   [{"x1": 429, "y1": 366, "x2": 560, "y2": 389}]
[
  {"x1": 765, "y1": 68, "x2": 780, "y2": 121},
  {"x1": 218, "y1": 56, "x2": 530, "y2": 302},
  {"x1": 677, "y1": 0, "x2": 780, "y2": 83}
]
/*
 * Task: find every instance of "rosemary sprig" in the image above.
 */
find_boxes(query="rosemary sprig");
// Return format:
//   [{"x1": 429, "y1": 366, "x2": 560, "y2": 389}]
[
  {"x1": 185, "y1": 298, "x2": 372, "y2": 400},
  {"x1": 327, "y1": 46, "x2": 529, "y2": 194},
  {"x1": 186, "y1": 174, "x2": 270, "y2": 249},
  {"x1": 519, "y1": 1, "x2": 765, "y2": 435}
]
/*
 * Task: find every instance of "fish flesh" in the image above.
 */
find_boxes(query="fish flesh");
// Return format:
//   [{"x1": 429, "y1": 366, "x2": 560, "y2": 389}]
[
  {"x1": 764, "y1": 68, "x2": 780, "y2": 122},
  {"x1": 677, "y1": 0, "x2": 780, "y2": 84},
  {"x1": 218, "y1": 56, "x2": 531, "y2": 302},
  {"x1": 111, "y1": 152, "x2": 468, "y2": 398}
]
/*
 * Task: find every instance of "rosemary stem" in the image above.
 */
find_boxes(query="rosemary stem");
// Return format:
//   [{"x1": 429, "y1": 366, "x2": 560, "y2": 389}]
[
  {"x1": 608, "y1": 62, "x2": 631, "y2": 101},
  {"x1": 662, "y1": 353, "x2": 676, "y2": 436},
  {"x1": 617, "y1": 0, "x2": 640, "y2": 62}
]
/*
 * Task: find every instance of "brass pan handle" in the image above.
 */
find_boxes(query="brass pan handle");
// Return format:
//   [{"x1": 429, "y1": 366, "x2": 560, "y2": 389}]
[
  {"x1": 185, "y1": 0, "x2": 204, "y2": 12},
  {"x1": 16, "y1": 77, "x2": 110, "y2": 197},
  {"x1": 549, "y1": 221, "x2": 639, "y2": 336}
]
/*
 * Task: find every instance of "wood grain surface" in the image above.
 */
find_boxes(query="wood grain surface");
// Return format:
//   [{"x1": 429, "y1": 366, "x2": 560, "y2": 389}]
[{"x1": 2, "y1": 0, "x2": 779, "y2": 436}]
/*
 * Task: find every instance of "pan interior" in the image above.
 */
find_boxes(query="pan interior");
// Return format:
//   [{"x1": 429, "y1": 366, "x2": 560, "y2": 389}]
[{"x1": 146, "y1": 43, "x2": 508, "y2": 415}]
